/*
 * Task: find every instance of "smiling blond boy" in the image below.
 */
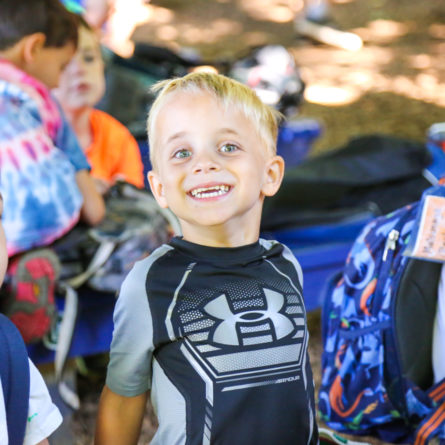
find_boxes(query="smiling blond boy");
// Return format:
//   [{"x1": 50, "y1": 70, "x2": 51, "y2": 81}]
[{"x1": 95, "y1": 72, "x2": 318, "y2": 445}]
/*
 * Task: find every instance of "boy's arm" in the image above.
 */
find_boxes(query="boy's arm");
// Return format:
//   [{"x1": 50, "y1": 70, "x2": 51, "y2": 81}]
[
  {"x1": 95, "y1": 385, "x2": 148, "y2": 445},
  {"x1": 75, "y1": 169, "x2": 106, "y2": 225}
]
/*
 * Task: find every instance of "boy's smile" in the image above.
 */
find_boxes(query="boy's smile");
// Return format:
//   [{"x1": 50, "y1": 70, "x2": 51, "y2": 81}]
[
  {"x1": 148, "y1": 91, "x2": 284, "y2": 247},
  {"x1": 188, "y1": 183, "x2": 231, "y2": 199}
]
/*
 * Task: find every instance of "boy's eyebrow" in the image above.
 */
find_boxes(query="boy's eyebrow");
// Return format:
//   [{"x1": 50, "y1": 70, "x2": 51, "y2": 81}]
[
  {"x1": 166, "y1": 128, "x2": 241, "y2": 144},
  {"x1": 166, "y1": 131, "x2": 188, "y2": 144},
  {"x1": 217, "y1": 128, "x2": 241, "y2": 137}
]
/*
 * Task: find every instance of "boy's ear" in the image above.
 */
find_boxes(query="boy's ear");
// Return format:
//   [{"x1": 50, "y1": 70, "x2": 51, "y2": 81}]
[
  {"x1": 262, "y1": 155, "x2": 285, "y2": 197},
  {"x1": 23, "y1": 33, "x2": 46, "y2": 63},
  {"x1": 147, "y1": 171, "x2": 169, "y2": 208}
]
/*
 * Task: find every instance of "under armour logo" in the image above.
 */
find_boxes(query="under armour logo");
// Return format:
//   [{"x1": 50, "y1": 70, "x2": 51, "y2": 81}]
[{"x1": 203, "y1": 288, "x2": 295, "y2": 346}]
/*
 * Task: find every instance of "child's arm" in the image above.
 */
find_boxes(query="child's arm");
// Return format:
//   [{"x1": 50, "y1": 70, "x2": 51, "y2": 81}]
[
  {"x1": 94, "y1": 385, "x2": 148, "y2": 445},
  {"x1": 75, "y1": 169, "x2": 106, "y2": 225},
  {"x1": 54, "y1": 101, "x2": 106, "y2": 225}
]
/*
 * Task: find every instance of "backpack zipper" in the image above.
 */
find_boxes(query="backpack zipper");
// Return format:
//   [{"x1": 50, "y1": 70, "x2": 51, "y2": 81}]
[{"x1": 383, "y1": 229, "x2": 400, "y2": 261}]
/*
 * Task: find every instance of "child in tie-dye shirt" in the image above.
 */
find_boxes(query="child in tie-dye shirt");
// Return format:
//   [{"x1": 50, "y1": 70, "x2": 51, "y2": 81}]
[
  {"x1": 0, "y1": 0, "x2": 105, "y2": 257},
  {"x1": 0, "y1": 0, "x2": 105, "y2": 343}
]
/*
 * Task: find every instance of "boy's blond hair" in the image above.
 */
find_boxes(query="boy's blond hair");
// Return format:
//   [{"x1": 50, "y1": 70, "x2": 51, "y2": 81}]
[{"x1": 147, "y1": 72, "x2": 282, "y2": 170}]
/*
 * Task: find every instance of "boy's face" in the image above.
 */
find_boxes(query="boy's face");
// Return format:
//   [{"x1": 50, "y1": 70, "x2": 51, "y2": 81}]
[
  {"x1": 54, "y1": 26, "x2": 105, "y2": 111},
  {"x1": 0, "y1": 195, "x2": 7, "y2": 285},
  {"x1": 29, "y1": 42, "x2": 76, "y2": 89},
  {"x1": 148, "y1": 91, "x2": 284, "y2": 246}
]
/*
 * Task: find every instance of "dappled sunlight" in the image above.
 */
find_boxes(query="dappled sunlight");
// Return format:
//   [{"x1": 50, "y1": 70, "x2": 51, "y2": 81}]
[
  {"x1": 357, "y1": 19, "x2": 410, "y2": 44},
  {"x1": 303, "y1": 62, "x2": 445, "y2": 108},
  {"x1": 304, "y1": 84, "x2": 361, "y2": 106},
  {"x1": 429, "y1": 23, "x2": 445, "y2": 40},
  {"x1": 104, "y1": 0, "x2": 152, "y2": 56},
  {"x1": 171, "y1": 19, "x2": 243, "y2": 45},
  {"x1": 240, "y1": 0, "x2": 295, "y2": 23},
  {"x1": 408, "y1": 54, "x2": 432, "y2": 70},
  {"x1": 291, "y1": 36, "x2": 445, "y2": 108},
  {"x1": 145, "y1": 5, "x2": 174, "y2": 24},
  {"x1": 389, "y1": 74, "x2": 445, "y2": 106},
  {"x1": 104, "y1": 0, "x2": 444, "y2": 111},
  {"x1": 290, "y1": 46, "x2": 394, "y2": 80},
  {"x1": 155, "y1": 24, "x2": 179, "y2": 41}
]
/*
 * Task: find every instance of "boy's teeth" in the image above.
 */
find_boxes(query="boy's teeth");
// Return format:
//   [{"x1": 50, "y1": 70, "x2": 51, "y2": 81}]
[{"x1": 190, "y1": 185, "x2": 229, "y2": 198}]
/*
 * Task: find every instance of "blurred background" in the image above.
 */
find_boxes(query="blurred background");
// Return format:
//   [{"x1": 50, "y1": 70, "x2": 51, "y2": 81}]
[{"x1": 103, "y1": 0, "x2": 445, "y2": 154}]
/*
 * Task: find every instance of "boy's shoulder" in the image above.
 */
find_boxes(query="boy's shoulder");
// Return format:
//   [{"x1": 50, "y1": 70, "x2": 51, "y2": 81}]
[
  {"x1": 126, "y1": 242, "x2": 175, "y2": 280},
  {"x1": 124, "y1": 238, "x2": 298, "y2": 288}
]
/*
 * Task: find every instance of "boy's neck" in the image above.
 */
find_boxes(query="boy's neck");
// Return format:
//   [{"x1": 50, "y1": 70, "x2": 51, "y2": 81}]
[{"x1": 180, "y1": 221, "x2": 261, "y2": 248}]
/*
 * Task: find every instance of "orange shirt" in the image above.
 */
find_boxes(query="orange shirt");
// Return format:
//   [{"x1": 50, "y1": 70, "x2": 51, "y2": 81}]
[{"x1": 87, "y1": 109, "x2": 144, "y2": 188}]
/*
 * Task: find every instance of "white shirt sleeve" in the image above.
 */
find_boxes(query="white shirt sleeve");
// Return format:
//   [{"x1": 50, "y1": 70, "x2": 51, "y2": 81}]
[{"x1": 23, "y1": 359, "x2": 63, "y2": 445}]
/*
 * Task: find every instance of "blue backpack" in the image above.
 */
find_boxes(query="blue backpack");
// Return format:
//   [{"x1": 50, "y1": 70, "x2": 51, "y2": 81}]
[
  {"x1": 319, "y1": 199, "x2": 445, "y2": 444},
  {"x1": 0, "y1": 313, "x2": 30, "y2": 444}
]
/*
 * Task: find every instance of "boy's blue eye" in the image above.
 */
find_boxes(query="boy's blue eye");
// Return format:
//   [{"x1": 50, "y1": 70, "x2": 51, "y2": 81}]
[
  {"x1": 173, "y1": 149, "x2": 192, "y2": 159},
  {"x1": 220, "y1": 144, "x2": 238, "y2": 153}
]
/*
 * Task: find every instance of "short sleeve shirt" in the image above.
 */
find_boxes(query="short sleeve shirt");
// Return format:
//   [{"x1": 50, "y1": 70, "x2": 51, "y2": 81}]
[
  {"x1": 0, "y1": 60, "x2": 85, "y2": 255},
  {"x1": 87, "y1": 109, "x2": 144, "y2": 188},
  {"x1": 0, "y1": 359, "x2": 62, "y2": 445},
  {"x1": 107, "y1": 237, "x2": 318, "y2": 445}
]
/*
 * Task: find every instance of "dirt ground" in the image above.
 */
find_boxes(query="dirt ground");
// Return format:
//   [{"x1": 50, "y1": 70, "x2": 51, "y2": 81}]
[{"x1": 70, "y1": 0, "x2": 445, "y2": 443}]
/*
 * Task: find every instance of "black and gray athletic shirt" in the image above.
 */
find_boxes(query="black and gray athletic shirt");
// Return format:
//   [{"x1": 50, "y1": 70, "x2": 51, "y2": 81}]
[{"x1": 106, "y1": 237, "x2": 318, "y2": 445}]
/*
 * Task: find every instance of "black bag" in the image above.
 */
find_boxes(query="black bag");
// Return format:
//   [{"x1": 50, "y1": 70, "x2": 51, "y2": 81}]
[
  {"x1": 53, "y1": 182, "x2": 177, "y2": 293},
  {"x1": 262, "y1": 134, "x2": 433, "y2": 230}
]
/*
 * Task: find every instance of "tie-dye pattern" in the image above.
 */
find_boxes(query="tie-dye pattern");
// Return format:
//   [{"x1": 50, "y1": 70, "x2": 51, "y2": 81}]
[{"x1": 0, "y1": 60, "x2": 83, "y2": 256}]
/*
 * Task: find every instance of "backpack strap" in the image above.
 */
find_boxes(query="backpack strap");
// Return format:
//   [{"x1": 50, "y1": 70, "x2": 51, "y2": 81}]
[
  {"x1": 414, "y1": 378, "x2": 445, "y2": 445},
  {"x1": 55, "y1": 282, "x2": 80, "y2": 410},
  {"x1": 42, "y1": 282, "x2": 81, "y2": 410},
  {"x1": 0, "y1": 313, "x2": 30, "y2": 444}
]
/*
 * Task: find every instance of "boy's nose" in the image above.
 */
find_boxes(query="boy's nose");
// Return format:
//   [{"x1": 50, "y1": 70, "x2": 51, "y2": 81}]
[{"x1": 192, "y1": 154, "x2": 220, "y2": 174}]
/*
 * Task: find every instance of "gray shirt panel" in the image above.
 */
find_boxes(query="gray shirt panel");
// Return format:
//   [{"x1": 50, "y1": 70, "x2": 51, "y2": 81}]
[
  {"x1": 106, "y1": 245, "x2": 172, "y2": 396},
  {"x1": 150, "y1": 357, "x2": 187, "y2": 445},
  {"x1": 259, "y1": 238, "x2": 304, "y2": 287}
]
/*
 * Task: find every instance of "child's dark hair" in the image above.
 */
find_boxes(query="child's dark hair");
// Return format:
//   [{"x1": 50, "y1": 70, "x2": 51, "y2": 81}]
[{"x1": 0, "y1": 0, "x2": 78, "y2": 51}]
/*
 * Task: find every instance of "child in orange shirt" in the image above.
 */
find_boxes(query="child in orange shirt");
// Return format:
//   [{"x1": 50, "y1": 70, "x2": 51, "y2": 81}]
[{"x1": 54, "y1": 16, "x2": 144, "y2": 194}]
